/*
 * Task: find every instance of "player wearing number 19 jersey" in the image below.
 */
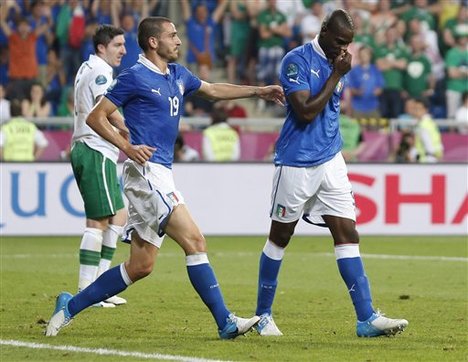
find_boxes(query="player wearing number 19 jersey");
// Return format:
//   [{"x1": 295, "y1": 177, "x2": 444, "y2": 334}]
[
  {"x1": 45, "y1": 17, "x2": 285, "y2": 339},
  {"x1": 105, "y1": 55, "x2": 201, "y2": 168}
]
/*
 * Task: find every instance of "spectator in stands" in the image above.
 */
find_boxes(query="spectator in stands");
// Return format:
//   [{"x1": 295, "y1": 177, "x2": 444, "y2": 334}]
[
  {"x1": 174, "y1": 133, "x2": 200, "y2": 162},
  {"x1": 256, "y1": 0, "x2": 291, "y2": 110},
  {"x1": 442, "y1": 4, "x2": 467, "y2": 52},
  {"x1": 348, "y1": 46, "x2": 384, "y2": 119},
  {"x1": 21, "y1": 82, "x2": 51, "y2": 119},
  {"x1": 227, "y1": 0, "x2": 251, "y2": 83},
  {"x1": 45, "y1": 48, "x2": 67, "y2": 115},
  {"x1": 445, "y1": 30, "x2": 468, "y2": 119},
  {"x1": 411, "y1": 97, "x2": 444, "y2": 163},
  {"x1": 403, "y1": 34, "x2": 435, "y2": 99},
  {"x1": 114, "y1": 11, "x2": 140, "y2": 73},
  {"x1": 455, "y1": 91, "x2": 468, "y2": 134},
  {"x1": 300, "y1": 0, "x2": 324, "y2": 44},
  {"x1": 184, "y1": 64, "x2": 214, "y2": 118},
  {"x1": 369, "y1": 0, "x2": 398, "y2": 44},
  {"x1": 276, "y1": 0, "x2": 306, "y2": 50},
  {"x1": 0, "y1": 99, "x2": 49, "y2": 161},
  {"x1": 399, "y1": 0, "x2": 436, "y2": 33},
  {"x1": 221, "y1": 100, "x2": 248, "y2": 119},
  {"x1": 57, "y1": 87, "x2": 74, "y2": 117},
  {"x1": 339, "y1": 100, "x2": 366, "y2": 162},
  {"x1": 375, "y1": 25, "x2": 408, "y2": 119},
  {"x1": 0, "y1": 84, "x2": 11, "y2": 123},
  {"x1": 28, "y1": 0, "x2": 55, "y2": 87},
  {"x1": 0, "y1": 2, "x2": 49, "y2": 100},
  {"x1": 55, "y1": 0, "x2": 85, "y2": 84},
  {"x1": 0, "y1": 46, "x2": 8, "y2": 86},
  {"x1": 202, "y1": 103, "x2": 240, "y2": 161},
  {"x1": 181, "y1": 0, "x2": 228, "y2": 71}
]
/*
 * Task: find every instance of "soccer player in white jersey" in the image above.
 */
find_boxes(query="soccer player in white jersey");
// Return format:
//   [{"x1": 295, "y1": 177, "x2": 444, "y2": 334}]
[
  {"x1": 46, "y1": 17, "x2": 284, "y2": 339},
  {"x1": 70, "y1": 25, "x2": 128, "y2": 307},
  {"x1": 253, "y1": 10, "x2": 409, "y2": 337}
]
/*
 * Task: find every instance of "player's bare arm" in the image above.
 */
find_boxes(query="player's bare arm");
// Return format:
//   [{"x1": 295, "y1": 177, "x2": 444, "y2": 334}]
[
  {"x1": 87, "y1": 97, "x2": 155, "y2": 165},
  {"x1": 197, "y1": 81, "x2": 285, "y2": 106},
  {"x1": 95, "y1": 95, "x2": 129, "y2": 136},
  {"x1": 288, "y1": 51, "x2": 352, "y2": 123}
]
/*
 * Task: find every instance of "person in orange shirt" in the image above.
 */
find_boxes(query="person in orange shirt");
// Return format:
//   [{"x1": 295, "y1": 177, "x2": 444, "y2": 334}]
[{"x1": 0, "y1": 1, "x2": 50, "y2": 100}]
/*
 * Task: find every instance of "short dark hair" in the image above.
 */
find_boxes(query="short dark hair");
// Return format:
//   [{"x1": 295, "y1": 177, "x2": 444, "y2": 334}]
[
  {"x1": 10, "y1": 99, "x2": 23, "y2": 117},
  {"x1": 138, "y1": 17, "x2": 172, "y2": 51},
  {"x1": 93, "y1": 25, "x2": 125, "y2": 54}
]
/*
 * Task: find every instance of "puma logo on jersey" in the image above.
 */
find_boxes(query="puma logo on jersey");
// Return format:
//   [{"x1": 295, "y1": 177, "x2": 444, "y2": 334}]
[
  {"x1": 151, "y1": 88, "x2": 161, "y2": 96},
  {"x1": 288, "y1": 77, "x2": 300, "y2": 84},
  {"x1": 310, "y1": 69, "x2": 320, "y2": 78}
]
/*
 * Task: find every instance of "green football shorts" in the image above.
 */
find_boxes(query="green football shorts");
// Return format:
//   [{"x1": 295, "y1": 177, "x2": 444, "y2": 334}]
[{"x1": 71, "y1": 142, "x2": 125, "y2": 219}]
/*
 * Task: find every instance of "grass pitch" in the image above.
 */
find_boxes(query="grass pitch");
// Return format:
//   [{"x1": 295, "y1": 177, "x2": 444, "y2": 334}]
[{"x1": 0, "y1": 235, "x2": 467, "y2": 361}]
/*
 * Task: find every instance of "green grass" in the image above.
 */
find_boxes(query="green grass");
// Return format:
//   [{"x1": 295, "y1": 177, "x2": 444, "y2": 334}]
[{"x1": 1, "y1": 236, "x2": 467, "y2": 361}]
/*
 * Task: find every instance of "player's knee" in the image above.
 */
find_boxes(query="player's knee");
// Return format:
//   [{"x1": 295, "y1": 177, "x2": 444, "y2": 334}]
[
  {"x1": 128, "y1": 260, "x2": 154, "y2": 281},
  {"x1": 190, "y1": 234, "x2": 206, "y2": 253}
]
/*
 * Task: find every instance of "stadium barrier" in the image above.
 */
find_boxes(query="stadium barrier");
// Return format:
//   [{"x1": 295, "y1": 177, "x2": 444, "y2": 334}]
[
  {"x1": 1, "y1": 163, "x2": 466, "y2": 236},
  {"x1": 35, "y1": 116, "x2": 468, "y2": 162}
]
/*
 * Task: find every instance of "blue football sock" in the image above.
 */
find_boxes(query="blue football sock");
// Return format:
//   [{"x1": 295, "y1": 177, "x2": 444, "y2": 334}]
[
  {"x1": 68, "y1": 264, "x2": 131, "y2": 316},
  {"x1": 335, "y1": 245, "x2": 374, "y2": 321},
  {"x1": 186, "y1": 254, "x2": 230, "y2": 329},
  {"x1": 256, "y1": 251, "x2": 283, "y2": 316}
]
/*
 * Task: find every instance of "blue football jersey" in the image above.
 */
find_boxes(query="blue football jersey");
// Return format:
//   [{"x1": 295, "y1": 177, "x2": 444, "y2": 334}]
[
  {"x1": 275, "y1": 37, "x2": 345, "y2": 167},
  {"x1": 105, "y1": 55, "x2": 202, "y2": 168}
]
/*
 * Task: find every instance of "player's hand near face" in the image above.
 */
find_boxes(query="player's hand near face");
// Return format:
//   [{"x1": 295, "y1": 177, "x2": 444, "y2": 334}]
[
  {"x1": 333, "y1": 51, "x2": 352, "y2": 76},
  {"x1": 123, "y1": 144, "x2": 156, "y2": 166},
  {"x1": 258, "y1": 85, "x2": 285, "y2": 106}
]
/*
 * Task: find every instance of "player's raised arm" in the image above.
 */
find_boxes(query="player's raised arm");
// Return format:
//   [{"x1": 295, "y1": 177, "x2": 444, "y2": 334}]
[
  {"x1": 288, "y1": 51, "x2": 352, "y2": 123},
  {"x1": 196, "y1": 81, "x2": 285, "y2": 106},
  {"x1": 86, "y1": 97, "x2": 155, "y2": 165}
]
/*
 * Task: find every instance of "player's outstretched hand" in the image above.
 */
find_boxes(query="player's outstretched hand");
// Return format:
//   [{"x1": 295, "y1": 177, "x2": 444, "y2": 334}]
[
  {"x1": 258, "y1": 85, "x2": 285, "y2": 106},
  {"x1": 125, "y1": 145, "x2": 156, "y2": 165}
]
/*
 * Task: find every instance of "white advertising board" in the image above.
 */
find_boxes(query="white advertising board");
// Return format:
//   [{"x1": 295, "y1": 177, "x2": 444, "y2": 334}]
[{"x1": 1, "y1": 163, "x2": 466, "y2": 236}]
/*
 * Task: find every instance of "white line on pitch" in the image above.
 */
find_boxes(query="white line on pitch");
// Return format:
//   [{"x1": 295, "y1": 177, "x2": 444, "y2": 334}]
[
  {"x1": 0, "y1": 339, "x2": 229, "y2": 362},
  {"x1": 4, "y1": 252, "x2": 467, "y2": 262}
]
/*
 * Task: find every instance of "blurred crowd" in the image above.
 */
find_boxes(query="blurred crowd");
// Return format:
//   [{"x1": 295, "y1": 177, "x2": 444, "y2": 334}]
[{"x1": 0, "y1": 0, "x2": 467, "y2": 163}]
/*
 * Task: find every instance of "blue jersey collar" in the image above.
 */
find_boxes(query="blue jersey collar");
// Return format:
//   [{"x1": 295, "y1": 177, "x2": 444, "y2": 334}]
[
  {"x1": 311, "y1": 36, "x2": 327, "y2": 60},
  {"x1": 137, "y1": 54, "x2": 171, "y2": 75}
]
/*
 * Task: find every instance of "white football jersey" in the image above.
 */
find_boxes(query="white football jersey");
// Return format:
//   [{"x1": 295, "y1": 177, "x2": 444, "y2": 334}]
[{"x1": 72, "y1": 54, "x2": 119, "y2": 163}]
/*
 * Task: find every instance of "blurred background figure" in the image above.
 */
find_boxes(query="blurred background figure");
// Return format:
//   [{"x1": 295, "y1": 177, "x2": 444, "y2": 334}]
[
  {"x1": 339, "y1": 99, "x2": 366, "y2": 162},
  {"x1": 21, "y1": 82, "x2": 51, "y2": 119},
  {"x1": 445, "y1": 30, "x2": 468, "y2": 120},
  {"x1": 256, "y1": 0, "x2": 291, "y2": 111},
  {"x1": 394, "y1": 130, "x2": 418, "y2": 163},
  {"x1": 0, "y1": 84, "x2": 11, "y2": 123},
  {"x1": 202, "y1": 103, "x2": 240, "y2": 161},
  {"x1": 174, "y1": 133, "x2": 200, "y2": 162},
  {"x1": 0, "y1": 99, "x2": 49, "y2": 161},
  {"x1": 411, "y1": 97, "x2": 444, "y2": 163},
  {"x1": 454, "y1": 91, "x2": 468, "y2": 134},
  {"x1": 375, "y1": 25, "x2": 408, "y2": 119},
  {"x1": 348, "y1": 46, "x2": 384, "y2": 119}
]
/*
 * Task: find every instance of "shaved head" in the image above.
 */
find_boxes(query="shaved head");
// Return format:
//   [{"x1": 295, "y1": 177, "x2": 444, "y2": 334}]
[{"x1": 323, "y1": 9, "x2": 354, "y2": 33}]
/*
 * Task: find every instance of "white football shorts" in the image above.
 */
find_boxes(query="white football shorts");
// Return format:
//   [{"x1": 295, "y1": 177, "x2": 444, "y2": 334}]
[
  {"x1": 122, "y1": 160, "x2": 184, "y2": 248},
  {"x1": 270, "y1": 152, "x2": 356, "y2": 226}
]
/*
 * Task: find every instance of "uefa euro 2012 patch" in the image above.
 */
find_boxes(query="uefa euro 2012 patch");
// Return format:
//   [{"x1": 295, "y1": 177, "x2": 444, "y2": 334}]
[
  {"x1": 276, "y1": 204, "x2": 286, "y2": 217},
  {"x1": 95, "y1": 74, "x2": 108, "y2": 85}
]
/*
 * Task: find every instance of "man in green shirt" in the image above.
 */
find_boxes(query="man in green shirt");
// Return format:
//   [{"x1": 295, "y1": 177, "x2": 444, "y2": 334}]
[
  {"x1": 445, "y1": 31, "x2": 468, "y2": 118},
  {"x1": 375, "y1": 25, "x2": 408, "y2": 118}
]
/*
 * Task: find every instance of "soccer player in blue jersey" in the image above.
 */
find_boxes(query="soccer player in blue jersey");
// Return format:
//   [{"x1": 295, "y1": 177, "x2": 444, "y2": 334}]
[
  {"x1": 253, "y1": 10, "x2": 409, "y2": 337},
  {"x1": 46, "y1": 16, "x2": 284, "y2": 339}
]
